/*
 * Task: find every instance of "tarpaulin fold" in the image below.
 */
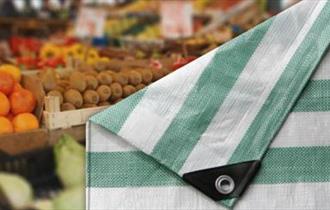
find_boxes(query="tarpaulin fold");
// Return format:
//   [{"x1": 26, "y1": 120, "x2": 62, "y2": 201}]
[{"x1": 87, "y1": 0, "x2": 330, "y2": 209}]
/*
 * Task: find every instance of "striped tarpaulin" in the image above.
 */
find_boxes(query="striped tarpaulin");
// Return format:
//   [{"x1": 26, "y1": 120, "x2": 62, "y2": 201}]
[{"x1": 87, "y1": 0, "x2": 330, "y2": 209}]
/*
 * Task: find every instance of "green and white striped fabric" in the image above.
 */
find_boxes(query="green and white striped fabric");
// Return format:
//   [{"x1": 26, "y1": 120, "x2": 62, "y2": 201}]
[{"x1": 87, "y1": 1, "x2": 330, "y2": 209}]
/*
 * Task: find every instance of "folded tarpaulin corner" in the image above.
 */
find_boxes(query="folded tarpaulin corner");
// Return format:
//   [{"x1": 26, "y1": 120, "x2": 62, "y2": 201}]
[{"x1": 86, "y1": 1, "x2": 330, "y2": 209}]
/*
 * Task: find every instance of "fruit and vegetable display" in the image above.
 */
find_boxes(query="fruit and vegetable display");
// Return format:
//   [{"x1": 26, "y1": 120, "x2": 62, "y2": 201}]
[
  {"x1": 0, "y1": 64, "x2": 39, "y2": 134},
  {"x1": 0, "y1": 134, "x2": 85, "y2": 210},
  {"x1": 9, "y1": 37, "x2": 111, "y2": 70},
  {"x1": 10, "y1": 36, "x2": 73, "y2": 70},
  {"x1": 39, "y1": 61, "x2": 171, "y2": 111},
  {"x1": 0, "y1": 39, "x2": 192, "y2": 135}
]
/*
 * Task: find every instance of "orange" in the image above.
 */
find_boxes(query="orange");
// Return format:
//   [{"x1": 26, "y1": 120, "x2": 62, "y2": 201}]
[
  {"x1": 0, "y1": 64, "x2": 21, "y2": 82},
  {"x1": 12, "y1": 113, "x2": 39, "y2": 132},
  {"x1": 5, "y1": 113, "x2": 14, "y2": 121},
  {"x1": 0, "y1": 92, "x2": 10, "y2": 116},
  {"x1": 0, "y1": 116, "x2": 13, "y2": 134},
  {"x1": 12, "y1": 83, "x2": 23, "y2": 92},
  {"x1": 10, "y1": 89, "x2": 36, "y2": 115},
  {"x1": 0, "y1": 71, "x2": 14, "y2": 95}
]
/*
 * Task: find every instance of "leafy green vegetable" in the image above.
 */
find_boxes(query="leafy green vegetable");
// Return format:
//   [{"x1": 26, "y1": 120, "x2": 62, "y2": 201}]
[
  {"x1": 54, "y1": 134, "x2": 85, "y2": 188},
  {"x1": 52, "y1": 187, "x2": 84, "y2": 210},
  {"x1": 0, "y1": 173, "x2": 33, "y2": 209}
]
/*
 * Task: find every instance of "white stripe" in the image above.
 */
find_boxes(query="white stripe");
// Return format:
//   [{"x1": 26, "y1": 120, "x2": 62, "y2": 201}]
[
  {"x1": 180, "y1": 0, "x2": 325, "y2": 175},
  {"x1": 236, "y1": 182, "x2": 330, "y2": 210},
  {"x1": 88, "y1": 122, "x2": 137, "y2": 152},
  {"x1": 312, "y1": 49, "x2": 330, "y2": 80},
  {"x1": 87, "y1": 186, "x2": 222, "y2": 210},
  {"x1": 87, "y1": 182, "x2": 330, "y2": 210},
  {"x1": 270, "y1": 112, "x2": 330, "y2": 148},
  {"x1": 88, "y1": 111, "x2": 330, "y2": 152},
  {"x1": 118, "y1": 48, "x2": 218, "y2": 154}
]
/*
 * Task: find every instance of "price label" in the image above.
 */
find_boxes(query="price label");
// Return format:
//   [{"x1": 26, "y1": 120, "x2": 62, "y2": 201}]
[
  {"x1": 75, "y1": 7, "x2": 107, "y2": 38},
  {"x1": 161, "y1": 1, "x2": 193, "y2": 39}
]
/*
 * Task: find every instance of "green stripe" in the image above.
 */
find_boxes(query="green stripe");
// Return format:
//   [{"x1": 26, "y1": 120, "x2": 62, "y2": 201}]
[
  {"x1": 90, "y1": 89, "x2": 147, "y2": 134},
  {"x1": 150, "y1": 19, "x2": 273, "y2": 172},
  {"x1": 255, "y1": 146, "x2": 330, "y2": 184},
  {"x1": 87, "y1": 146, "x2": 330, "y2": 187},
  {"x1": 229, "y1": 3, "x2": 330, "y2": 164},
  {"x1": 292, "y1": 80, "x2": 330, "y2": 112}
]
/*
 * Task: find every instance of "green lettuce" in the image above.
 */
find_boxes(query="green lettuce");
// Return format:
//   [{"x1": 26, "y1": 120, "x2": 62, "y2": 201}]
[{"x1": 54, "y1": 134, "x2": 85, "y2": 188}]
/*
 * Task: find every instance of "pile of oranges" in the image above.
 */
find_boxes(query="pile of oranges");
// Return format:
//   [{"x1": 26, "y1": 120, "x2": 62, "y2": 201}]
[{"x1": 0, "y1": 65, "x2": 39, "y2": 134}]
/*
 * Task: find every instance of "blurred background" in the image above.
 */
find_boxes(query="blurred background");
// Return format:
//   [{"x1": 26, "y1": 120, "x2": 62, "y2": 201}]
[{"x1": 0, "y1": 0, "x2": 300, "y2": 210}]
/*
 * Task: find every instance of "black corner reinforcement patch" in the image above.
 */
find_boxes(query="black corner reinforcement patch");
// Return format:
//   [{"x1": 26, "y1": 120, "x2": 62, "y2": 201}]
[{"x1": 182, "y1": 160, "x2": 261, "y2": 201}]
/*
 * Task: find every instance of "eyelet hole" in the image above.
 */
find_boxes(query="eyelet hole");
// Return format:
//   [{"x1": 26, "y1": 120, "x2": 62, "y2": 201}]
[{"x1": 215, "y1": 175, "x2": 235, "y2": 195}]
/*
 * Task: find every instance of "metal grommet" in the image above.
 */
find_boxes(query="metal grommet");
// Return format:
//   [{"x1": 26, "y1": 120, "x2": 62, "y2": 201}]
[{"x1": 215, "y1": 175, "x2": 235, "y2": 195}]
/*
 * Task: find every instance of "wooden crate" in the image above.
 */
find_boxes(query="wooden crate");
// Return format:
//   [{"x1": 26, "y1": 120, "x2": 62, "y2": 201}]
[
  {"x1": 47, "y1": 125, "x2": 86, "y2": 145},
  {"x1": 43, "y1": 96, "x2": 108, "y2": 130},
  {"x1": 0, "y1": 125, "x2": 86, "y2": 155},
  {"x1": 0, "y1": 129, "x2": 48, "y2": 155}
]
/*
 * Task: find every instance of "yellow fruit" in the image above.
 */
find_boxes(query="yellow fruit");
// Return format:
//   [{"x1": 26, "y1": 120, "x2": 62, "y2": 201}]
[
  {"x1": 12, "y1": 113, "x2": 39, "y2": 132},
  {"x1": 86, "y1": 49, "x2": 99, "y2": 65},
  {"x1": 0, "y1": 92, "x2": 10, "y2": 116},
  {"x1": 0, "y1": 64, "x2": 21, "y2": 82},
  {"x1": 0, "y1": 116, "x2": 13, "y2": 134},
  {"x1": 71, "y1": 44, "x2": 85, "y2": 58},
  {"x1": 87, "y1": 49, "x2": 99, "y2": 59},
  {"x1": 64, "y1": 44, "x2": 85, "y2": 61},
  {"x1": 63, "y1": 48, "x2": 75, "y2": 61},
  {"x1": 40, "y1": 43, "x2": 62, "y2": 59}
]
